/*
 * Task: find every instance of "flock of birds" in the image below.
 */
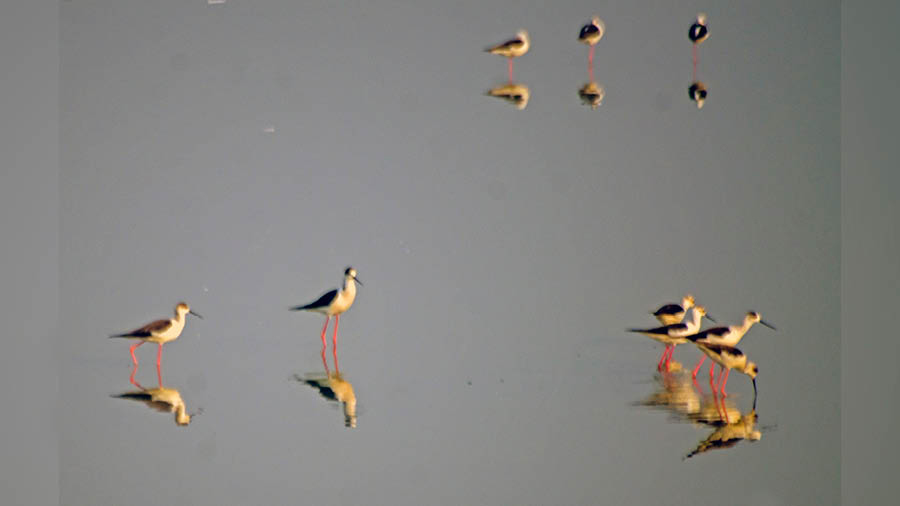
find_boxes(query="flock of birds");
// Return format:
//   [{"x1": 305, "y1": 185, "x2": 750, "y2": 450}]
[
  {"x1": 110, "y1": 267, "x2": 362, "y2": 426},
  {"x1": 484, "y1": 14, "x2": 711, "y2": 110},
  {"x1": 629, "y1": 294, "x2": 776, "y2": 398}
]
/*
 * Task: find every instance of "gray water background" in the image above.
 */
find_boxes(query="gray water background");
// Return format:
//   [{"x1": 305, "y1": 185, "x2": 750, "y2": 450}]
[{"x1": 56, "y1": 1, "x2": 838, "y2": 504}]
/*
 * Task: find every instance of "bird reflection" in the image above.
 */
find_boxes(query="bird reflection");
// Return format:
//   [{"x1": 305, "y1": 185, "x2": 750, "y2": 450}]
[
  {"x1": 635, "y1": 368, "x2": 701, "y2": 419},
  {"x1": 113, "y1": 363, "x2": 196, "y2": 426},
  {"x1": 684, "y1": 395, "x2": 761, "y2": 460},
  {"x1": 689, "y1": 81, "x2": 707, "y2": 109},
  {"x1": 296, "y1": 344, "x2": 357, "y2": 428},
  {"x1": 486, "y1": 83, "x2": 531, "y2": 110},
  {"x1": 578, "y1": 81, "x2": 605, "y2": 109}
]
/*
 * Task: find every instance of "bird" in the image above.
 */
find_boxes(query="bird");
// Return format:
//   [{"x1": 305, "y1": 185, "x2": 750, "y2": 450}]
[
  {"x1": 689, "y1": 14, "x2": 709, "y2": 81},
  {"x1": 689, "y1": 81, "x2": 708, "y2": 109},
  {"x1": 110, "y1": 302, "x2": 203, "y2": 367},
  {"x1": 629, "y1": 306, "x2": 715, "y2": 371},
  {"x1": 578, "y1": 16, "x2": 605, "y2": 69},
  {"x1": 691, "y1": 341, "x2": 758, "y2": 397},
  {"x1": 578, "y1": 81, "x2": 604, "y2": 109},
  {"x1": 688, "y1": 13, "x2": 710, "y2": 45},
  {"x1": 688, "y1": 311, "x2": 776, "y2": 379},
  {"x1": 651, "y1": 294, "x2": 696, "y2": 325},
  {"x1": 486, "y1": 82, "x2": 531, "y2": 110},
  {"x1": 291, "y1": 267, "x2": 362, "y2": 350},
  {"x1": 485, "y1": 30, "x2": 530, "y2": 82},
  {"x1": 114, "y1": 385, "x2": 193, "y2": 426}
]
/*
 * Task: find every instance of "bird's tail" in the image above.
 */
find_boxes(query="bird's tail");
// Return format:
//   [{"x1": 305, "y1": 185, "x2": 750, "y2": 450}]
[
  {"x1": 289, "y1": 304, "x2": 311, "y2": 311},
  {"x1": 626, "y1": 328, "x2": 645, "y2": 333},
  {"x1": 109, "y1": 333, "x2": 137, "y2": 338}
]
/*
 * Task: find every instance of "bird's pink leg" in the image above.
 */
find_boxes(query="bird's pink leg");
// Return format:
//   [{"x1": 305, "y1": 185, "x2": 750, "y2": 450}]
[
  {"x1": 657, "y1": 346, "x2": 669, "y2": 371},
  {"x1": 692, "y1": 45, "x2": 698, "y2": 82},
  {"x1": 508, "y1": 58, "x2": 514, "y2": 82},
  {"x1": 664, "y1": 345, "x2": 675, "y2": 371},
  {"x1": 333, "y1": 345, "x2": 340, "y2": 375},
  {"x1": 320, "y1": 316, "x2": 330, "y2": 348},
  {"x1": 332, "y1": 314, "x2": 340, "y2": 351},
  {"x1": 320, "y1": 343, "x2": 330, "y2": 376},
  {"x1": 718, "y1": 393, "x2": 730, "y2": 423},
  {"x1": 156, "y1": 343, "x2": 163, "y2": 368},
  {"x1": 588, "y1": 45, "x2": 595, "y2": 68},
  {"x1": 692, "y1": 355, "x2": 706, "y2": 378},
  {"x1": 129, "y1": 363, "x2": 140, "y2": 387},
  {"x1": 709, "y1": 361, "x2": 716, "y2": 381},
  {"x1": 719, "y1": 368, "x2": 731, "y2": 397},
  {"x1": 156, "y1": 361, "x2": 163, "y2": 387},
  {"x1": 129, "y1": 341, "x2": 143, "y2": 366}
]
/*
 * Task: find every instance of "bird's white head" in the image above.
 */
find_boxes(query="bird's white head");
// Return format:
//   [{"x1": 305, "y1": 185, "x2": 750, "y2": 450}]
[
  {"x1": 176, "y1": 302, "x2": 203, "y2": 319},
  {"x1": 744, "y1": 361, "x2": 759, "y2": 379},
  {"x1": 746, "y1": 311, "x2": 776, "y2": 330},
  {"x1": 696, "y1": 13, "x2": 708, "y2": 25},
  {"x1": 693, "y1": 305, "x2": 708, "y2": 318},
  {"x1": 344, "y1": 266, "x2": 362, "y2": 286},
  {"x1": 682, "y1": 294, "x2": 696, "y2": 309},
  {"x1": 517, "y1": 30, "x2": 530, "y2": 43}
]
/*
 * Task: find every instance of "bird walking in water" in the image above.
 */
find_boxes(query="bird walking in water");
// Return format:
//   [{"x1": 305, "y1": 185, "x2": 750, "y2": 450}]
[
  {"x1": 578, "y1": 16, "x2": 605, "y2": 80},
  {"x1": 691, "y1": 341, "x2": 758, "y2": 397},
  {"x1": 485, "y1": 30, "x2": 530, "y2": 82},
  {"x1": 629, "y1": 306, "x2": 715, "y2": 371},
  {"x1": 291, "y1": 267, "x2": 362, "y2": 351},
  {"x1": 110, "y1": 302, "x2": 203, "y2": 367},
  {"x1": 689, "y1": 13, "x2": 709, "y2": 82},
  {"x1": 651, "y1": 294, "x2": 696, "y2": 325},
  {"x1": 687, "y1": 311, "x2": 776, "y2": 379}
]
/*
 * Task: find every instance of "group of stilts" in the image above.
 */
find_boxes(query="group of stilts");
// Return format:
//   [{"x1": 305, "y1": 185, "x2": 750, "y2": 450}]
[
  {"x1": 629, "y1": 294, "x2": 776, "y2": 397},
  {"x1": 485, "y1": 14, "x2": 710, "y2": 110},
  {"x1": 109, "y1": 267, "x2": 362, "y2": 426}
]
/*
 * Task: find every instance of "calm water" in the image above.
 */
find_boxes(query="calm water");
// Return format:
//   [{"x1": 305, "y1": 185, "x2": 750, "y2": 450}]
[{"x1": 59, "y1": 1, "x2": 839, "y2": 505}]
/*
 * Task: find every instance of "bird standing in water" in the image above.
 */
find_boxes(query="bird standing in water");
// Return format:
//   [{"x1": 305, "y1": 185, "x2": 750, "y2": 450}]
[
  {"x1": 578, "y1": 16, "x2": 605, "y2": 79},
  {"x1": 291, "y1": 267, "x2": 362, "y2": 351},
  {"x1": 110, "y1": 302, "x2": 203, "y2": 367},
  {"x1": 485, "y1": 30, "x2": 530, "y2": 82}
]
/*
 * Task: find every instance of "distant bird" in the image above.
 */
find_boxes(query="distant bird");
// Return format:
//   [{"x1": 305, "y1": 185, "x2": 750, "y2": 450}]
[
  {"x1": 688, "y1": 81, "x2": 708, "y2": 109},
  {"x1": 291, "y1": 267, "x2": 362, "y2": 349},
  {"x1": 689, "y1": 14, "x2": 709, "y2": 81},
  {"x1": 578, "y1": 16, "x2": 605, "y2": 68},
  {"x1": 114, "y1": 385, "x2": 193, "y2": 426},
  {"x1": 629, "y1": 306, "x2": 714, "y2": 371},
  {"x1": 110, "y1": 302, "x2": 203, "y2": 367},
  {"x1": 688, "y1": 13, "x2": 710, "y2": 45},
  {"x1": 688, "y1": 312, "x2": 776, "y2": 379},
  {"x1": 651, "y1": 294, "x2": 696, "y2": 325},
  {"x1": 485, "y1": 30, "x2": 530, "y2": 82},
  {"x1": 578, "y1": 81, "x2": 604, "y2": 109},
  {"x1": 691, "y1": 341, "x2": 758, "y2": 397},
  {"x1": 486, "y1": 82, "x2": 531, "y2": 110}
]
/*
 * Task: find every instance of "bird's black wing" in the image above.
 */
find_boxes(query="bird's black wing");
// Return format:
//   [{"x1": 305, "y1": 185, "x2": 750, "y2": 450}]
[
  {"x1": 579, "y1": 24, "x2": 600, "y2": 39},
  {"x1": 291, "y1": 289, "x2": 338, "y2": 311},
  {"x1": 653, "y1": 303, "x2": 683, "y2": 317},
  {"x1": 629, "y1": 322, "x2": 687, "y2": 334}
]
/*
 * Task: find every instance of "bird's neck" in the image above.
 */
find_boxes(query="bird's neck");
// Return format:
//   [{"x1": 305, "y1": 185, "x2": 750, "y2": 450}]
[
  {"x1": 341, "y1": 277, "x2": 357, "y2": 297},
  {"x1": 737, "y1": 318, "x2": 756, "y2": 336},
  {"x1": 173, "y1": 312, "x2": 186, "y2": 325},
  {"x1": 686, "y1": 310, "x2": 703, "y2": 331}
]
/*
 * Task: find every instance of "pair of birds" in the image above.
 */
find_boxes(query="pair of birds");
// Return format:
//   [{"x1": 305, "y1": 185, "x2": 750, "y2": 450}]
[
  {"x1": 484, "y1": 16, "x2": 606, "y2": 79},
  {"x1": 630, "y1": 294, "x2": 776, "y2": 396},
  {"x1": 110, "y1": 267, "x2": 363, "y2": 365}
]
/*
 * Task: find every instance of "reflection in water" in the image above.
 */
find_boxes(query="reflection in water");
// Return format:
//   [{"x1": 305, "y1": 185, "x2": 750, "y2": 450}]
[
  {"x1": 688, "y1": 81, "x2": 708, "y2": 109},
  {"x1": 688, "y1": 13, "x2": 709, "y2": 82},
  {"x1": 578, "y1": 82, "x2": 604, "y2": 109},
  {"x1": 486, "y1": 83, "x2": 531, "y2": 110},
  {"x1": 634, "y1": 370, "x2": 764, "y2": 460},
  {"x1": 113, "y1": 363, "x2": 195, "y2": 426},
  {"x1": 296, "y1": 346, "x2": 358, "y2": 428}
]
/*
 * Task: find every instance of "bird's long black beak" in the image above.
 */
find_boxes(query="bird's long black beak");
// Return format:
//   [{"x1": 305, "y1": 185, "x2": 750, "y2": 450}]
[
  {"x1": 760, "y1": 320, "x2": 776, "y2": 330},
  {"x1": 354, "y1": 276, "x2": 363, "y2": 286},
  {"x1": 752, "y1": 378, "x2": 758, "y2": 397},
  {"x1": 189, "y1": 310, "x2": 203, "y2": 319},
  {"x1": 705, "y1": 314, "x2": 717, "y2": 323}
]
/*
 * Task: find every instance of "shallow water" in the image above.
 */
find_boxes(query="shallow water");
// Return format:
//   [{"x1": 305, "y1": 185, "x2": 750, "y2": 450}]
[{"x1": 59, "y1": 1, "x2": 839, "y2": 504}]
